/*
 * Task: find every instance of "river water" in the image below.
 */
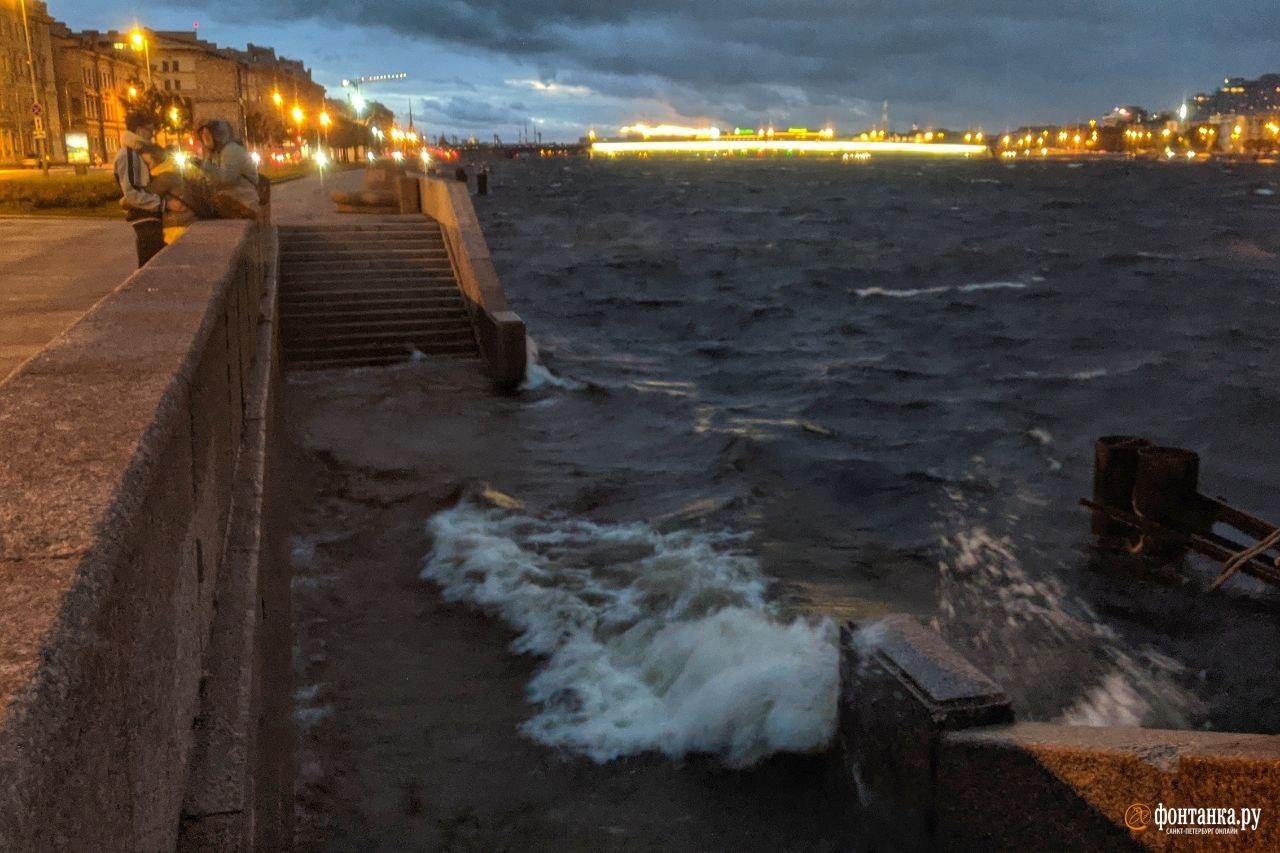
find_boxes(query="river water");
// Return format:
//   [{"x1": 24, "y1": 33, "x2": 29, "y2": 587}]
[{"x1": 418, "y1": 155, "x2": 1280, "y2": 765}]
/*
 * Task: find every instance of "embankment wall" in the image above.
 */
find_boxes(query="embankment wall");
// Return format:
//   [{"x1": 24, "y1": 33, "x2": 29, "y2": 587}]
[{"x1": 0, "y1": 221, "x2": 288, "y2": 849}]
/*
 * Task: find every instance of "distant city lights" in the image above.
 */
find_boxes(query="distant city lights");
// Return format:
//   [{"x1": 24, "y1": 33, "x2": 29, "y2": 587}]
[
  {"x1": 618, "y1": 123, "x2": 722, "y2": 139},
  {"x1": 592, "y1": 138, "x2": 988, "y2": 156}
]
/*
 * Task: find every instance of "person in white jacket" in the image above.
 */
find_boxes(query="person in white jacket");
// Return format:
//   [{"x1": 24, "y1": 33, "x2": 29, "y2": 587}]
[
  {"x1": 114, "y1": 113, "x2": 172, "y2": 266},
  {"x1": 196, "y1": 119, "x2": 260, "y2": 219}
]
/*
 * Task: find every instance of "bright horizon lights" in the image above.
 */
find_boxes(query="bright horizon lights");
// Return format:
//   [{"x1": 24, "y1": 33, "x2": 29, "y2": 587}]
[
  {"x1": 592, "y1": 138, "x2": 989, "y2": 156},
  {"x1": 619, "y1": 123, "x2": 722, "y2": 139}
]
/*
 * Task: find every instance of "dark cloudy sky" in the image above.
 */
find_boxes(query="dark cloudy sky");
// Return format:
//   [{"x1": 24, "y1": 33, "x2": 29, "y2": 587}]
[{"x1": 61, "y1": 0, "x2": 1280, "y2": 140}]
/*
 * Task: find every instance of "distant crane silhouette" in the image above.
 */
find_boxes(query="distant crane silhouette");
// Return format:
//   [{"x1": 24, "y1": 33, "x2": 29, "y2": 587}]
[{"x1": 339, "y1": 72, "x2": 408, "y2": 116}]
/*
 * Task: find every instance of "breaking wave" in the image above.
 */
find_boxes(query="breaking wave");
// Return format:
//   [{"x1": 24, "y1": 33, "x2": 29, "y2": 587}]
[
  {"x1": 522, "y1": 336, "x2": 582, "y2": 391},
  {"x1": 420, "y1": 493, "x2": 838, "y2": 767}
]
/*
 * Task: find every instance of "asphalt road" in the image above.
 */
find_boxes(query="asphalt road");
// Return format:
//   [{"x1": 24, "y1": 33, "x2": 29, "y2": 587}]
[{"x1": 0, "y1": 217, "x2": 136, "y2": 383}]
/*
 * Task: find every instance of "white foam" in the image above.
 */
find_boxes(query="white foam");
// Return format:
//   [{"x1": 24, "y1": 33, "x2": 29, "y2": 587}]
[
  {"x1": 854, "y1": 285, "x2": 951, "y2": 299},
  {"x1": 959, "y1": 281, "x2": 1028, "y2": 292},
  {"x1": 521, "y1": 336, "x2": 582, "y2": 391},
  {"x1": 1027, "y1": 427, "x2": 1053, "y2": 446},
  {"x1": 420, "y1": 501, "x2": 838, "y2": 767},
  {"x1": 855, "y1": 281, "x2": 1027, "y2": 299}
]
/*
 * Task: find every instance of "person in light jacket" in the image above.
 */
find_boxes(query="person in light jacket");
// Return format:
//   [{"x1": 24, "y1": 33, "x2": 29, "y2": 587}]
[
  {"x1": 114, "y1": 113, "x2": 174, "y2": 266},
  {"x1": 196, "y1": 119, "x2": 260, "y2": 219}
]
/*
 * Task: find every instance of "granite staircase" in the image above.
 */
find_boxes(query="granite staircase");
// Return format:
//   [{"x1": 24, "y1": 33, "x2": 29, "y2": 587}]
[{"x1": 278, "y1": 219, "x2": 480, "y2": 370}]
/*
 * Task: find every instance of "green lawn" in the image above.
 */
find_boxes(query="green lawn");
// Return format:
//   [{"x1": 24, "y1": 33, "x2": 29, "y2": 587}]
[
  {"x1": 0, "y1": 161, "x2": 355, "y2": 217},
  {"x1": 0, "y1": 172, "x2": 121, "y2": 217}
]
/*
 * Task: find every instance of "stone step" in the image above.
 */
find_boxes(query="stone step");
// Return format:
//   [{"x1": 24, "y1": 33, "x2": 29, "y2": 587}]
[
  {"x1": 281, "y1": 298, "x2": 466, "y2": 313},
  {"x1": 281, "y1": 303, "x2": 467, "y2": 321},
  {"x1": 280, "y1": 271, "x2": 457, "y2": 284},
  {"x1": 285, "y1": 351, "x2": 482, "y2": 371},
  {"x1": 281, "y1": 222, "x2": 434, "y2": 234},
  {"x1": 281, "y1": 242, "x2": 446, "y2": 255},
  {"x1": 283, "y1": 316, "x2": 472, "y2": 335},
  {"x1": 281, "y1": 248, "x2": 449, "y2": 261},
  {"x1": 280, "y1": 286, "x2": 462, "y2": 300},
  {"x1": 281, "y1": 260, "x2": 455, "y2": 274},
  {"x1": 284, "y1": 338, "x2": 479, "y2": 360}
]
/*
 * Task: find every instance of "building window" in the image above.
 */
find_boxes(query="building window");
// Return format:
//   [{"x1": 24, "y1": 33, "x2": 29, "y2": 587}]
[
  {"x1": 161, "y1": 60, "x2": 169, "y2": 72},
  {"x1": 71, "y1": 97, "x2": 82, "y2": 117},
  {"x1": 174, "y1": 79, "x2": 181, "y2": 91},
  {"x1": 171, "y1": 59, "x2": 179, "y2": 72},
  {"x1": 164, "y1": 79, "x2": 171, "y2": 90}
]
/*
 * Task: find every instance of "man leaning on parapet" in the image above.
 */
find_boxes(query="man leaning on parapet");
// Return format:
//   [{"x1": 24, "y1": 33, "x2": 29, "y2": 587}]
[{"x1": 114, "y1": 112, "x2": 183, "y2": 267}]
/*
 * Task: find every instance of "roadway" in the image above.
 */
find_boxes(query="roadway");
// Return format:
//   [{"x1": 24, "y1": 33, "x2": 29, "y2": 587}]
[{"x1": 0, "y1": 217, "x2": 136, "y2": 383}]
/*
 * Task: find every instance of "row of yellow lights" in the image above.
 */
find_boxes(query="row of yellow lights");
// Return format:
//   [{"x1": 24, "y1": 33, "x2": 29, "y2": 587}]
[
  {"x1": 269, "y1": 91, "x2": 329, "y2": 127},
  {"x1": 591, "y1": 139, "x2": 988, "y2": 155}
]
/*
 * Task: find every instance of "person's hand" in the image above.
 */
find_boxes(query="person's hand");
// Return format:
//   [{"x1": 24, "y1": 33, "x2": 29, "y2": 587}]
[{"x1": 168, "y1": 198, "x2": 188, "y2": 213}]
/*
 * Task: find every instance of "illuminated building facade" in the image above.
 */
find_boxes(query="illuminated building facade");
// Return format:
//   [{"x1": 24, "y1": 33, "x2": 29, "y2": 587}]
[
  {"x1": 49, "y1": 25, "x2": 145, "y2": 164},
  {"x1": 0, "y1": 0, "x2": 64, "y2": 164}
]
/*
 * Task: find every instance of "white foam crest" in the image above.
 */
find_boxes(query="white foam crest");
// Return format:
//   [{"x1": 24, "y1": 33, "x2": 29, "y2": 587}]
[
  {"x1": 855, "y1": 281, "x2": 1027, "y2": 299},
  {"x1": 420, "y1": 501, "x2": 838, "y2": 767},
  {"x1": 959, "y1": 281, "x2": 1028, "y2": 292},
  {"x1": 854, "y1": 285, "x2": 951, "y2": 299},
  {"x1": 521, "y1": 337, "x2": 582, "y2": 391}
]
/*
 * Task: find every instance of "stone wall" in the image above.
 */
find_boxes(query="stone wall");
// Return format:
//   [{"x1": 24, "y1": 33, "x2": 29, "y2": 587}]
[
  {"x1": 0, "y1": 221, "x2": 287, "y2": 849},
  {"x1": 839, "y1": 615, "x2": 1280, "y2": 850},
  {"x1": 419, "y1": 176, "x2": 527, "y2": 388}
]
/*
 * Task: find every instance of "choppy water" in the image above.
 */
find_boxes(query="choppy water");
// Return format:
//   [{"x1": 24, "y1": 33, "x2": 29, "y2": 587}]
[{"x1": 420, "y1": 156, "x2": 1280, "y2": 764}]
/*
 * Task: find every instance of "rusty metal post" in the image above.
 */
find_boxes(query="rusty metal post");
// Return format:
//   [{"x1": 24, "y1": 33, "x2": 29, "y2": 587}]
[
  {"x1": 1091, "y1": 436, "x2": 1150, "y2": 539},
  {"x1": 1131, "y1": 446, "x2": 1200, "y2": 558},
  {"x1": 1132, "y1": 446, "x2": 1200, "y2": 522}
]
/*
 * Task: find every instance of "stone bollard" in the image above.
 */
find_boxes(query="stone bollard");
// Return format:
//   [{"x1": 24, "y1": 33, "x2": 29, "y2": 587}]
[
  {"x1": 838, "y1": 615, "x2": 1013, "y2": 848},
  {"x1": 477, "y1": 167, "x2": 489, "y2": 196},
  {"x1": 455, "y1": 166, "x2": 468, "y2": 187}
]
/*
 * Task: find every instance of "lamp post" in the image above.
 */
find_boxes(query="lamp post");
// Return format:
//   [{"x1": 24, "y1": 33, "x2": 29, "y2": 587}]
[
  {"x1": 318, "y1": 109, "x2": 330, "y2": 158},
  {"x1": 129, "y1": 28, "x2": 152, "y2": 87},
  {"x1": 17, "y1": 0, "x2": 48, "y2": 173},
  {"x1": 271, "y1": 90, "x2": 284, "y2": 146}
]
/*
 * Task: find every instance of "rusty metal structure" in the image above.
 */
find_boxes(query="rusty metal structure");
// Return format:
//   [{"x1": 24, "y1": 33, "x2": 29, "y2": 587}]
[{"x1": 1082, "y1": 436, "x2": 1280, "y2": 590}]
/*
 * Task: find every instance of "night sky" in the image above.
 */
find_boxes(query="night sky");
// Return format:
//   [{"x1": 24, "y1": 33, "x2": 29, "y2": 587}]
[{"x1": 61, "y1": 0, "x2": 1280, "y2": 141}]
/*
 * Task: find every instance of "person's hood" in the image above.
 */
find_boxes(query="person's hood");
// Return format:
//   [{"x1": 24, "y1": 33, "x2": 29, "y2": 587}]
[
  {"x1": 121, "y1": 130, "x2": 148, "y2": 149},
  {"x1": 199, "y1": 119, "x2": 238, "y2": 150}
]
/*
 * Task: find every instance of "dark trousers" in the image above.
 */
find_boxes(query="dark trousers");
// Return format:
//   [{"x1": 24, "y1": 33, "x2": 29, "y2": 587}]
[{"x1": 133, "y1": 220, "x2": 165, "y2": 267}]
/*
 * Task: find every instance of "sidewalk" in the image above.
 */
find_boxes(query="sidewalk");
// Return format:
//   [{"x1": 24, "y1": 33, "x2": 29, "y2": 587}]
[{"x1": 0, "y1": 218, "x2": 134, "y2": 383}]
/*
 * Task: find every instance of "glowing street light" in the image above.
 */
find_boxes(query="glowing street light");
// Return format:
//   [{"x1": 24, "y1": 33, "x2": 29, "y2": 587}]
[
  {"x1": 291, "y1": 105, "x2": 304, "y2": 126},
  {"x1": 128, "y1": 27, "x2": 153, "y2": 86},
  {"x1": 168, "y1": 105, "x2": 180, "y2": 126},
  {"x1": 319, "y1": 111, "x2": 331, "y2": 128}
]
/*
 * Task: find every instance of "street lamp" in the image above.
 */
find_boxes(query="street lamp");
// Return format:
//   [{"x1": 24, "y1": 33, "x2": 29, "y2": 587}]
[
  {"x1": 17, "y1": 0, "x2": 49, "y2": 172},
  {"x1": 270, "y1": 90, "x2": 284, "y2": 145},
  {"x1": 291, "y1": 104, "x2": 304, "y2": 133},
  {"x1": 128, "y1": 28, "x2": 152, "y2": 87}
]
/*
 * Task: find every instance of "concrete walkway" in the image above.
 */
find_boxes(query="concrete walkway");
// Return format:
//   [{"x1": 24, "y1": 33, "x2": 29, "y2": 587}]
[
  {"x1": 0, "y1": 171, "x2": 350, "y2": 385},
  {"x1": 271, "y1": 169, "x2": 368, "y2": 226},
  {"x1": 0, "y1": 217, "x2": 135, "y2": 383}
]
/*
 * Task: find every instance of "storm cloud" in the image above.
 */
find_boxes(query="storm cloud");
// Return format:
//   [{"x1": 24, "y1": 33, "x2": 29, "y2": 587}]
[{"x1": 150, "y1": 0, "x2": 1280, "y2": 134}]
